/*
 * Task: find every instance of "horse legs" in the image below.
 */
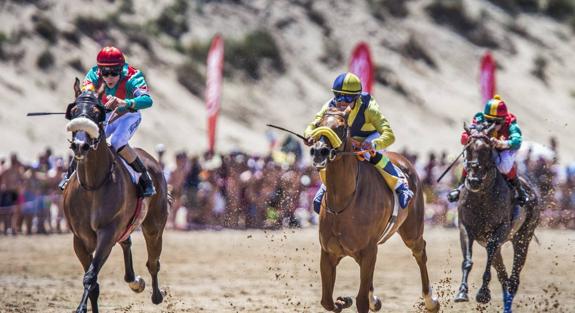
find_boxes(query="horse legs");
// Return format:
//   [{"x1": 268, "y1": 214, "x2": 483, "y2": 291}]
[
  {"x1": 505, "y1": 230, "x2": 534, "y2": 313},
  {"x1": 75, "y1": 228, "x2": 116, "y2": 313},
  {"x1": 320, "y1": 250, "x2": 350, "y2": 312},
  {"x1": 476, "y1": 226, "x2": 507, "y2": 304},
  {"x1": 492, "y1": 249, "x2": 512, "y2": 313},
  {"x1": 401, "y1": 236, "x2": 439, "y2": 312},
  {"x1": 120, "y1": 236, "x2": 146, "y2": 293},
  {"x1": 73, "y1": 236, "x2": 99, "y2": 313},
  {"x1": 142, "y1": 220, "x2": 166, "y2": 305},
  {"x1": 455, "y1": 223, "x2": 474, "y2": 302},
  {"x1": 356, "y1": 245, "x2": 379, "y2": 313}
]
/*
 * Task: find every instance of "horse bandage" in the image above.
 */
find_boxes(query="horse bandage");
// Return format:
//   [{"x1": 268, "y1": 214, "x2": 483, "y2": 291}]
[{"x1": 310, "y1": 127, "x2": 343, "y2": 148}]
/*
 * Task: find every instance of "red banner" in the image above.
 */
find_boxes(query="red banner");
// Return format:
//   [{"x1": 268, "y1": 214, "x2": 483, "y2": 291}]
[
  {"x1": 480, "y1": 51, "x2": 496, "y2": 105},
  {"x1": 348, "y1": 42, "x2": 374, "y2": 94},
  {"x1": 205, "y1": 34, "x2": 224, "y2": 153}
]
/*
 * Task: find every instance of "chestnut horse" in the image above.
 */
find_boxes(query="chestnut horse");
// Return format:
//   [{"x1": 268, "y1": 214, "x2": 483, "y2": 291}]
[
  {"x1": 62, "y1": 79, "x2": 169, "y2": 313},
  {"x1": 309, "y1": 109, "x2": 439, "y2": 313}
]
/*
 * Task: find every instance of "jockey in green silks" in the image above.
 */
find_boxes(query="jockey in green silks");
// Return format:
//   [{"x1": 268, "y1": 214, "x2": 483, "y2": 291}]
[
  {"x1": 59, "y1": 46, "x2": 155, "y2": 197},
  {"x1": 304, "y1": 72, "x2": 413, "y2": 213}
]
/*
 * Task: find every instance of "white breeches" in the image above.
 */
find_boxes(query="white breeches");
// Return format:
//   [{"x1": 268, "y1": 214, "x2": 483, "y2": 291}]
[
  {"x1": 104, "y1": 111, "x2": 142, "y2": 151},
  {"x1": 493, "y1": 149, "x2": 517, "y2": 175}
]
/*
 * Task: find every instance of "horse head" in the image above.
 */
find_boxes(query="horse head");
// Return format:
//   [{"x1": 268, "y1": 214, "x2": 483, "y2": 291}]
[
  {"x1": 65, "y1": 79, "x2": 107, "y2": 159},
  {"x1": 309, "y1": 107, "x2": 350, "y2": 169},
  {"x1": 463, "y1": 121, "x2": 497, "y2": 192}
]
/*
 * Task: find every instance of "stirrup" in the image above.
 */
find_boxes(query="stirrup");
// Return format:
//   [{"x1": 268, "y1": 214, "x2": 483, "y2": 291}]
[
  {"x1": 447, "y1": 189, "x2": 460, "y2": 203},
  {"x1": 58, "y1": 178, "x2": 69, "y2": 191}
]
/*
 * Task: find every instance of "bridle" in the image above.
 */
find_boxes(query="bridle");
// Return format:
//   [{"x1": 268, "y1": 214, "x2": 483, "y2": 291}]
[
  {"x1": 464, "y1": 133, "x2": 497, "y2": 192},
  {"x1": 68, "y1": 95, "x2": 116, "y2": 191}
]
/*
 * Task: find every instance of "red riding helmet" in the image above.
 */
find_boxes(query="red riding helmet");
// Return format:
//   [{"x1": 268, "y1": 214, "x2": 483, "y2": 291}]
[{"x1": 96, "y1": 46, "x2": 125, "y2": 67}]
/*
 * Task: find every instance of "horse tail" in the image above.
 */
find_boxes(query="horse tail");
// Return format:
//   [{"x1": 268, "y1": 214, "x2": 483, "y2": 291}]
[{"x1": 533, "y1": 233, "x2": 541, "y2": 245}]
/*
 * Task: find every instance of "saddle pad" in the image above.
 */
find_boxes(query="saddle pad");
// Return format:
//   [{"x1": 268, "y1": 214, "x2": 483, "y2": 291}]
[
  {"x1": 378, "y1": 191, "x2": 400, "y2": 244},
  {"x1": 118, "y1": 158, "x2": 141, "y2": 184},
  {"x1": 117, "y1": 197, "x2": 149, "y2": 243}
]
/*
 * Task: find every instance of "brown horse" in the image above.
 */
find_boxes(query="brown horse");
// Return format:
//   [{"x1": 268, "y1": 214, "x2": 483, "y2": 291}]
[
  {"x1": 62, "y1": 79, "x2": 169, "y2": 313},
  {"x1": 309, "y1": 108, "x2": 439, "y2": 313}
]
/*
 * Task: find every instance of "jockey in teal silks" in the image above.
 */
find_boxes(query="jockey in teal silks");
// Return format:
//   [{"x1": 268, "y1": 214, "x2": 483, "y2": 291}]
[
  {"x1": 304, "y1": 72, "x2": 414, "y2": 213},
  {"x1": 447, "y1": 95, "x2": 529, "y2": 205},
  {"x1": 59, "y1": 46, "x2": 155, "y2": 197}
]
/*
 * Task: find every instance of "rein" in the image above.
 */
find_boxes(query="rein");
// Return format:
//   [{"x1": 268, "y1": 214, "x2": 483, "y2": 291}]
[{"x1": 77, "y1": 152, "x2": 117, "y2": 191}]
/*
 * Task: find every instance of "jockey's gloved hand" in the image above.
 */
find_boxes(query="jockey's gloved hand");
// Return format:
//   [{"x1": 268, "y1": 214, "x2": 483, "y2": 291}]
[
  {"x1": 490, "y1": 138, "x2": 509, "y2": 149},
  {"x1": 304, "y1": 137, "x2": 314, "y2": 147}
]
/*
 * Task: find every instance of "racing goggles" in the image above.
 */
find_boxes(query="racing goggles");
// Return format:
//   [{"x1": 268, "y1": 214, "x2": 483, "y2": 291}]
[
  {"x1": 334, "y1": 93, "x2": 358, "y2": 103},
  {"x1": 100, "y1": 67, "x2": 121, "y2": 77}
]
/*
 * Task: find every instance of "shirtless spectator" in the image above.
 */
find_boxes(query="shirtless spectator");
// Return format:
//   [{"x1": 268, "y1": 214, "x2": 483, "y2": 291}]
[
  {"x1": 167, "y1": 151, "x2": 190, "y2": 229},
  {"x1": 0, "y1": 153, "x2": 25, "y2": 235}
]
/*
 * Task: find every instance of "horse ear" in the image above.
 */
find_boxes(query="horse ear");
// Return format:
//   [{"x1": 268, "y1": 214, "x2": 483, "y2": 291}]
[
  {"x1": 463, "y1": 121, "x2": 471, "y2": 135},
  {"x1": 73, "y1": 78, "x2": 81, "y2": 97}
]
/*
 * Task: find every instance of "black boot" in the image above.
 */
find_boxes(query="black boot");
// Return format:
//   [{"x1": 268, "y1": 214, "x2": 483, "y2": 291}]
[
  {"x1": 58, "y1": 159, "x2": 76, "y2": 191},
  {"x1": 509, "y1": 177, "x2": 528, "y2": 206},
  {"x1": 447, "y1": 187, "x2": 462, "y2": 203},
  {"x1": 129, "y1": 157, "x2": 156, "y2": 197},
  {"x1": 447, "y1": 174, "x2": 466, "y2": 203}
]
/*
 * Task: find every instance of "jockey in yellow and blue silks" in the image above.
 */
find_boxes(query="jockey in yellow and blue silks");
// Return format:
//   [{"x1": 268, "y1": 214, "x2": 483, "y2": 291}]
[
  {"x1": 59, "y1": 46, "x2": 155, "y2": 197},
  {"x1": 304, "y1": 72, "x2": 414, "y2": 213}
]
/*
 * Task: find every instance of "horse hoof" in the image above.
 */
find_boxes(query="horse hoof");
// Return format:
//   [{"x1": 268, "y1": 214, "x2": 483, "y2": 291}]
[
  {"x1": 369, "y1": 296, "x2": 382, "y2": 312},
  {"x1": 424, "y1": 295, "x2": 440, "y2": 312},
  {"x1": 476, "y1": 288, "x2": 491, "y2": 304},
  {"x1": 454, "y1": 292, "x2": 469, "y2": 302},
  {"x1": 128, "y1": 276, "x2": 146, "y2": 293},
  {"x1": 335, "y1": 296, "x2": 353, "y2": 312},
  {"x1": 152, "y1": 289, "x2": 165, "y2": 305}
]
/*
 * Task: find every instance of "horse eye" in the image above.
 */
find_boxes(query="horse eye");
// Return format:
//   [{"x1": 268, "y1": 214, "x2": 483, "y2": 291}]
[{"x1": 310, "y1": 148, "x2": 315, "y2": 156}]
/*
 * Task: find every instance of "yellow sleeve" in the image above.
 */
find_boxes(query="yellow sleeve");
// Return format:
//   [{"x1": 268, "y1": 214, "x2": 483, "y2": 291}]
[
  {"x1": 303, "y1": 102, "x2": 330, "y2": 139},
  {"x1": 366, "y1": 98, "x2": 395, "y2": 150}
]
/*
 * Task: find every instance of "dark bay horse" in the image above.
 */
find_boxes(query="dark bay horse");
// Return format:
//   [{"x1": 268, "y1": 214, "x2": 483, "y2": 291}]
[
  {"x1": 62, "y1": 79, "x2": 169, "y2": 313},
  {"x1": 309, "y1": 108, "x2": 439, "y2": 313},
  {"x1": 454, "y1": 123, "x2": 540, "y2": 313}
]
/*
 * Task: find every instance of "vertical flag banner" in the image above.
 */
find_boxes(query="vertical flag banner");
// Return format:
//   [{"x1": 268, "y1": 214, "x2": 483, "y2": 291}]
[
  {"x1": 205, "y1": 34, "x2": 224, "y2": 153},
  {"x1": 348, "y1": 42, "x2": 374, "y2": 94},
  {"x1": 480, "y1": 51, "x2": 496, "y2": 105}
]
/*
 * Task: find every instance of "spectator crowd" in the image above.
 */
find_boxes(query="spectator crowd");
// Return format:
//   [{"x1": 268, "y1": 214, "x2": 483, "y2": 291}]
[{"x1": 1, "y1": 136, "x2": 574, "y2": 236}]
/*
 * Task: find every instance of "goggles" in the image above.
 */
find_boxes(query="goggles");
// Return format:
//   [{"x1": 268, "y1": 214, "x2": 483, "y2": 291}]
[
  {"x1": 100, "y1": 67, "x2": 121, "y2": 78},
  {"x1": 334, "y1": 93, "x2": 358, "y2": 103}
]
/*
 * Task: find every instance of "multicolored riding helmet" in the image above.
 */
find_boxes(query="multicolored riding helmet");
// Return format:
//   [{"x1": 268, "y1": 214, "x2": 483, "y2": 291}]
[
  {"x1": 332, "y1": 72, "x2": 362, "y2": 103},
  {"x1": 96, "y1": 46, "x2": 125, "y2": 67},
  {"x1": 483, "y1": 94, "x2": 508, "y2": 121}
]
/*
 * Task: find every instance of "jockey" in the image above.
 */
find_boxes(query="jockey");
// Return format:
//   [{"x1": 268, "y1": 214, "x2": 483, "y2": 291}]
[
  {"x1": 447, "y1": 95, "x2": 528, "y2": 205},
  {"x1": 59, "y1": 46, "x2": 156, "y2": 197},
  {"x1": 304, "y1": 72, "x2": 413, "y2": 213}
]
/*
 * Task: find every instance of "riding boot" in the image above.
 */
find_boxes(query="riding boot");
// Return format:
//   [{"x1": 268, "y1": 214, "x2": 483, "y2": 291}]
[
  {"x1": 119, "y1": 145, "x2": 156, "y2": 197},
  {"x1": 447, "y1": 171, "x2": 467, "y2": 203},
  {"x1": 58, "y1": 159, "x2": 77, "y2": 191},
  {"x1": 509, "y1": 176, "x2": 528, "y2": 206},
  {"x1": 370, "y1": 153, "x2": 413, "y2": 209}
]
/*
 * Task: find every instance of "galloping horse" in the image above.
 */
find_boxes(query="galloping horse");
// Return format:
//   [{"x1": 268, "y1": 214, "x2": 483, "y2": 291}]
[
  {"x1": 63, "y1": 79, "x2": 169, "y2": 313},
  {"x1": 309, "y1": 108, "x2": 439, "y2": 313},
  {"x1": 454, "y1": 123, "x2": 540, "y2": 313}
]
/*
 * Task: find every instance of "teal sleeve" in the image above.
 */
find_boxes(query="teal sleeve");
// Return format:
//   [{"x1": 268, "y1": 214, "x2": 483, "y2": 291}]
[
  {"x1": 507, "y1": 122, "x2": 522, "y2": 150},
  {"x1": 124, "y1": 70, "x2": 153, "y2": 111}
]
